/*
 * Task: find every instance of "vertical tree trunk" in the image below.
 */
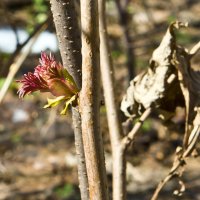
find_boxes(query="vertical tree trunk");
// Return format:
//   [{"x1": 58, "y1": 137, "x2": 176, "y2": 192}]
[
  {"x1": 50, "y1": 1, "x2": 89, "y2": 200},
  {"x1": 99, "y1": 0, "x2": 126, "y2": 199},
  {"x1": 80, "y1": 0, "x2": 109, "y2": 199}
]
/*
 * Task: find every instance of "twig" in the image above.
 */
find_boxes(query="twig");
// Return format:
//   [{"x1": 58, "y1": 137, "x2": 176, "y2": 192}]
[
  {"x1": 99, "y1": 1, "x2": 152, "y2": 198},
  {"x1": 189, "y1": 41, "x2": 200, "y2": 56},
  {"x1": 0, "y1": 17, "x2": 51, "y2": 76},
  {"x1": 0, "y1": 22, "x2": 48, "y2": 104},
  {"x1": 122, "y1": 108, "x2": 152, "y2": 149},
  {"x1": 99, "y1": 0, "x2": 125, "y2": 199},
  {"x1": 0, "y1": 1, "x2": 20, "y2": 47},
  {"x1": 151, "y1": 125, "x2": 200, "y2": 200},
  {"x1": 115, "y1": 0, "x2": 136, "y2": 80}
]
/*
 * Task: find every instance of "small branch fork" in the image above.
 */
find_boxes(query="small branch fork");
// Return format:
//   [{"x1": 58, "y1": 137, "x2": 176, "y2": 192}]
[
  {"x1": 122, "y1": 108, "x2": 152, "y2": 150},
  {"x1": 151, "y1": 124, "x2": 200, "y2": 200},
  {"x1": 99, "y1": 0, "x2": 152, "y2": 199},
  {"x1": 100, "y1": 12, "x2": 200, "y2": 199},
  {"x1": 151, "y1": 40, "x2": 200, "y2": 200}
]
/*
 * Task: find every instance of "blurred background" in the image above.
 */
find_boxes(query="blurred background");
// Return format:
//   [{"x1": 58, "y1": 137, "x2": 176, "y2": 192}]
[{"x1": 0, "y1": 0, "x2": 200, "y2": 199}]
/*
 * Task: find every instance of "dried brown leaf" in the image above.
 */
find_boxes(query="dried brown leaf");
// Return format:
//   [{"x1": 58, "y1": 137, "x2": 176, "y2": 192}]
[{"x1": 121, "y1": 22, "x2": 185, "y2": 119}]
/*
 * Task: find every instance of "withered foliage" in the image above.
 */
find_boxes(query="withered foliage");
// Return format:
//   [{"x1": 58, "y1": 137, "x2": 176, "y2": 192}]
[{"x1": 121, "y1": 21, "x2": 200, "y2": 199}]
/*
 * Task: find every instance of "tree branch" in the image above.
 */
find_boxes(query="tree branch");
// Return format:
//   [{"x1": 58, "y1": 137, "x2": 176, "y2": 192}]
[
  {"x1": 80, "y1": 0, "x2": 109, "y2": 199},
  {"x1": 0, "y1": 16, "x2": 51, "y2": 76},
  {"x1": 50, "y1": 0, "x2": 81, "y2": 88},
  {"x1": 0, "y1": 22, "x2": 48, "y2": 104},
  {"x1": 151, "y1": 125, "x2": 200, "y2": 200},
  {"x1": 72, "y1": 107, "x2": 89, "y2": 200},
  {"x1": 50, "y1": 1, "x2": 89, "y2": 200},
  {"x1": 99, "y1": 0, "x2": 126, "y2": 199},
  {"x1": 122, "y1": 108, "x2": 152, "y2": 149},
  {"x1": 99, "y1": 1, "x2": 152, "y2": 199},
  {"x1": 115, "y1": 0, "x2": 136, "y2": 80}
]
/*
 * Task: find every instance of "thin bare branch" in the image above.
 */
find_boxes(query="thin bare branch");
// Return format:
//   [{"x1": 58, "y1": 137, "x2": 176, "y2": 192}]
[
  {"x1": 151, "y1": 125, "x2": 200, "y2": 200},
  {"x1": 99, "y1": 0, "x2": 126, "y2": 199},
  {"x1": 99, "y1": 0, "x2": 122, "y2": 147},
  {"x1": 80, "y1": 0, "x2": 109, "y2": 199},
  {"x1": 115, "y1": 0, "x2": 136, "y2": 80},
  {"x1": 189, "y1": 41, "x2": 200, "y2": 56},
  {"x1": 99, "y1": 1, "x2": 153, "y2": 198},
  {"x1": 0, "y1": 22, "x2": 47, "y2": 104},
  {"x1": 0, "y1": 17, "x2": 51, "y2": 76},
  {"x1": 122, "y1": 108, "x2": 152, "y2": 149}
]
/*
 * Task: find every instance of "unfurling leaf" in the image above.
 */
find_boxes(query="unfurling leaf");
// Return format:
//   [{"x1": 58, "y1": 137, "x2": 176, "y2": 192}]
[
  {"x1": 60, "y1": 95, "x2": 77, "y2": 115},
  {"x1": 44, "y1": 96, "x2": 66, "y2": 108},
  {"x1": 17, "y1": 52, "x2": 79, "y2": 114}
]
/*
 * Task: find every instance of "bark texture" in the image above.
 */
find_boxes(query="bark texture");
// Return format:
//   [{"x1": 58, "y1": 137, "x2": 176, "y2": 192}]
[
  {"x1": 50, "y1": 0, "x2": 81, "y2": 88},
  {"x1": 72, "y1": 107, "x2": 89, "y2": 200},
  {"x1": 50, "y1": 1, "x2": 89, "y2": 200},
  {"x1": 80, "y1": 0, "x2": 109, "y2": 199}
]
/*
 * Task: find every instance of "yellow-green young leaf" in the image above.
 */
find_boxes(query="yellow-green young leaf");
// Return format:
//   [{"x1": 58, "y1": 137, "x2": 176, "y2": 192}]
[
  {"x1": 63, "y1": 69, "x2": 76, "y2": 85},
  {"x1": 60, "y1": 95, "x2": 77, "y2": 115},
  {"x1": 44, "y1": 96, "x2": 66, "y2": 108},
  {"x1": 63, "y1": 69, "x2": 79, "y2": 92}
]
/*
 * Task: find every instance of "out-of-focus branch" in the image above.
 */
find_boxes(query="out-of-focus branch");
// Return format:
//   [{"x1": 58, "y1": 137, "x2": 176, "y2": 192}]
[
  {"x1": 99, "y1": 0, "x2": 151, "y2": 199},
  {"x1": 115, "y1": 0, "x2": 136, "y2": 80},
  {"x1": 80, "y1": 0, "x2": 109, "y2": 199},
  {"x1": 0, "y1": 17, "x2": 51, "y2": 76},
  {"x1": 99, "y1": 0, "x2": 125, "y2": 199},
  {"x1": 122, "y1": 108, "x2": 152, "y2": 149},
  {"x1": 0, "y1": 1, "x2": 20, "y2": 47},
  {"x1": 151, "y1": 125, "x2": 200, "y2": 200},
  {"x1": 50, "y1": 1, "x2": 89, "y2": 200},
  {"x1": 0, "y1": 22, "x2": 48, "y2": 104},
  {"x1": 151, "y1": 32, "x2": 200, "y2": 199}
]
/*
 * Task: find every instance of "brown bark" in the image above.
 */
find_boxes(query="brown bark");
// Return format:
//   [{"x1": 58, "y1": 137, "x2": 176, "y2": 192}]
[
  {"x1": 72, "y1": 107, "x2": 89, "y2": 200},
  {"x1": 50, "y1": 0, "x2": 81, "y2": 88},
  {"x1": 80, "y1": 0, "x2": 109, "y2": 199},
  {"x1": 50, "y1": 1, "x2": 89, "y2": 200}
]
